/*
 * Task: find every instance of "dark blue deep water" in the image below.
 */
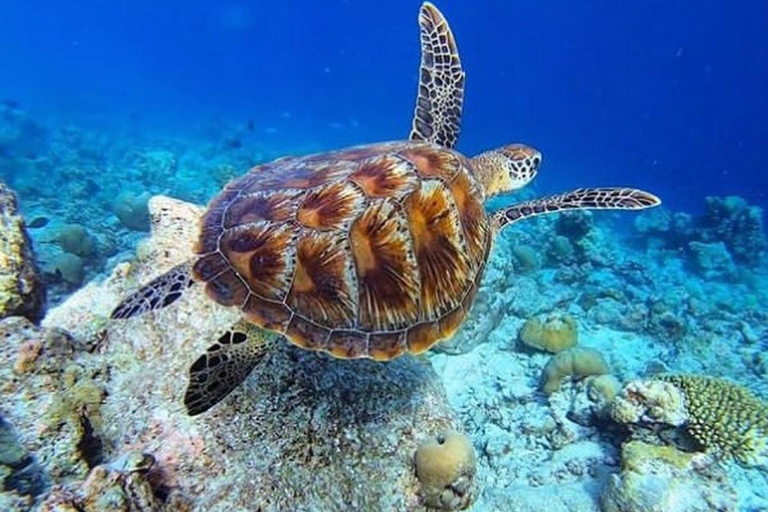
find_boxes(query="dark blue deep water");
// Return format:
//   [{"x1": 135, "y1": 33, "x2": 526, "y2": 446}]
[{"x1": 1, "y1": 0, "x2": 766, "y2": 211}]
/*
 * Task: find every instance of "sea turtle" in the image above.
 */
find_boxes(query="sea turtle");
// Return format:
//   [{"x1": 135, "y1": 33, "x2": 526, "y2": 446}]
[{"x1": 111, "y1": 2, "x2": 660, "y2": 415}]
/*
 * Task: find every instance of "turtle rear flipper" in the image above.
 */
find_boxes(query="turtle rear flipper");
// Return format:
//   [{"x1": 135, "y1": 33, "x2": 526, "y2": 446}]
[
  {"x1": 494, "y1": 187, "x2": 661, "y2": 229},
  {"x1": 409, "y1": 2, "x2": 465, "y2": 149},
  {"x1": 184, "y1": 321, "x2": 273, "y2": 416},
  {"x1": 110, "y1": 261, "x2": 195, "y2": 319}
]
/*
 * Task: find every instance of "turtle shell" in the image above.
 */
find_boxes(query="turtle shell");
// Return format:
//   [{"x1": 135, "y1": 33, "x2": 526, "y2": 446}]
[{"x1": 192, "y1": 141, "x2": 491, "y2": 360}]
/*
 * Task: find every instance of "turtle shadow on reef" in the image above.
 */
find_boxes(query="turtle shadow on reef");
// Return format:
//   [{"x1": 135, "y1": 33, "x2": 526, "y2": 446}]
[
  {"x1": 187, "y1": 340, "x2": 455, "y2": 509},
  {"x1": 211, "y1": 341, "x2": 450, "y2": 457}
]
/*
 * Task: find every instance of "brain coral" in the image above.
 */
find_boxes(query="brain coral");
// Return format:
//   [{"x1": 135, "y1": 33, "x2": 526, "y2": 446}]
[
  {"x1": 415, "y1": 430, "x2": 476, "y2": 510},
  {"x1": 658, "y1": 375, "x2": 768, "y2": 467},
  {"x1": 540, "y1": 347, "x2": 609, "y2": 395},
  {"x1": 519, "y1": 314, "x2": 578, "y2": 353}
]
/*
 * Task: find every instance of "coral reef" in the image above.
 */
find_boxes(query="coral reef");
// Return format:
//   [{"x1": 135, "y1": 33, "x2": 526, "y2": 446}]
[
  {"x1": 519, "y1": 314, "x2": 578, "y2": 353},
  {"x1": 600, "y1": 441, "x2": 736, "y2": 511},
  {"x1": 113, "y1": 191, "x2": 151, "y2": 232},
  {"x1": 0, "y1": 103, "x2": 48, "y2": 164},
  {"x1": 634, "y1": 195, "x2": 767, "y2": 272},
  {"x1": 0, "y1": 181, "x2": 45, "y2": 323},
  {"x1": 556, "y1": 211, "x2": 594, "y2": 242},
  {"x1": 659, "y1": 375, "x2": 768, "y2": 467},
  {"x1": 2, "y1": 196, "x2": 461, "y2": 511},
  {"x1": 541, "y1": 347, "x2": 610, "y2": 395},
  {"x1": 43, "y1": 253, "x2": 84, "y2": 286},
  {"x1": 56, "y1": 224, "x2": 95, "y2": 258},
  {"x1": 414, "y1": 430, "x2": 476, "y2": 510},
  {"x1": 700, "y1": 196, "x2": 766, "y2": 266},
  {"x1": 511, "y1": 244, "x2": 540, "y2": 274},
  {"x1": 1, "y1": 107, "x2": 768, "y2": 510},
  {"x1": 688, "y1": 241, "x2": 737, "y2": 280},
  {"x1": 611, "y1": 375, "x2": 768, "y2": 468},
  {"x1": 40, "y1": 452, "x2": 191, "y2": 512},
  {"x1": 610, "y1": 378, "x2": 688, "y2": 427}
]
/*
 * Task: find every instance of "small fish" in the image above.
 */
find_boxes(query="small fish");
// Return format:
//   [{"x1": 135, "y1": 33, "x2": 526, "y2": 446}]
[
  {"x1": 1, "y1": 99, "x2": 20, "y2": 109},
  {"x1": 226, "y1": 138, "x2": 243, "y2": 149},
  {"x1": 247, "y1": 119, "x2": 255, "y2": 131},
  {"x1": 27, "y1": 216, "x2": 49, "y2": 229}
]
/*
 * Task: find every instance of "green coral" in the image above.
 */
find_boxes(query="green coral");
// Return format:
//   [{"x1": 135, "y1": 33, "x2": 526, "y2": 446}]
[
  {"x1": 659, "y1": 374, "x2": 768, "y2": 467},
  {"x1": 45, "y1": 252, "x2": 84, "y2": 285},
  {"x1": 57, "y1": 223, "x2": 95, "y2": 257},
  {"x1": 519, "y1": 314, "x2": 578, "y2": 353},
  {"x1": 44, "y1": 364, "x2": 106, "y2": 474},
  {"x1": 113, "y1": 191, "x2": 151, "y2": 232},
  {"x1": 511, "y1": 244, "x2": 539, "y2": 274}
]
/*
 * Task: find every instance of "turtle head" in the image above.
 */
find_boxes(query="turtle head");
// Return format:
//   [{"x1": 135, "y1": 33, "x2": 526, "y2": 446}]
[{"x1": 470, "y1": 144, "x2": 542, "y2": 198}]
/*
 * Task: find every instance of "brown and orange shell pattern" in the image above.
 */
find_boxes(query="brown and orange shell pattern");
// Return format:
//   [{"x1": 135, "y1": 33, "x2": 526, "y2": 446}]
[{"x1": 192, "y1": 141, "x2": 491, "y2": 360}]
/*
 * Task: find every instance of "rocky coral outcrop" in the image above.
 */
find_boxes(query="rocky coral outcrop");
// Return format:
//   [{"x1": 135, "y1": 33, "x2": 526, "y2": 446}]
[
  {"x1": 0, "y1": 181, "x2": 45, "y2": 323},
  {"x1": 700, "y1": 196, "x2": 766, "y2": 266},
  {"x1": 415, "y1": 431, "x2": 476, "y2": 510},
  {"x1": 601, "y1": 441, "x2": 737, "y2": 511},
  {"x1": 1, "y1": 195, "x2": 462, "y2": 511},
  {"x1": 611, "y1": 375, "x2": 768, "y2": 468},
  {"x1": 634, "y1": 196, "x2": 767, "y2": 271}
]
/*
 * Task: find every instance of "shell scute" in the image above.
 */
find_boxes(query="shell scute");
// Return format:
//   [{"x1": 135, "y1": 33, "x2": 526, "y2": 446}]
[
  {"x1": 328, "y1": 330, "x2": 368, "y2": 359},
  {"x1": 403, "y1": 179, "x2": 470, "y2": 320},
  {"x1": 204, "y1": 269, "x2": 249, "y2": 308},
  {"x1": 242, "y1": 295, "x2": 292, "y2": 332},
  {"x1": 287, "y1": 231, "x2": 358, "y2": 328},
  {"x1": 286, "y1": 315, "x2": 330, "y2": 351},
  {"x1": 297, "y1": 181, "x2": 367, "y2": 231},
  {"x1": 399, "y1": 145, "x2": 460, "y2": 182},
  {"x1": 369, "y1": 331, "x2": 408, "y2": 361},
  {"x1": 224, "y1": 190, "x2": 299, "y2": 228},
  {"x1": 220, "y1": 222, "x2": 296, "y2": 301},
  {"x1": 349, "y1": 155, "x2": 419, "y2": 200},
  {"x1": 448, "y1": 169, "x2": 489, "y2": 269},
  {"x1": 349, "y1": 200, "x2": 420, "y2": 331}
]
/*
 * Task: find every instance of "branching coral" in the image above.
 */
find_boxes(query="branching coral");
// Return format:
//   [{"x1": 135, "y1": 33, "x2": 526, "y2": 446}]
[{"x1": 658, "y1": 374, "x2": 768, "y2": 467}]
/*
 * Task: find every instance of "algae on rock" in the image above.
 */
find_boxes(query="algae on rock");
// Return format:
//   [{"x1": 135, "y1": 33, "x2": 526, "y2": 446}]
[
  {"x1": 3, "y1": 195, "x2": 464, "y2": 511},
  {"x1": 0, "y1": 181, "x2": 45, "y2": 323}
]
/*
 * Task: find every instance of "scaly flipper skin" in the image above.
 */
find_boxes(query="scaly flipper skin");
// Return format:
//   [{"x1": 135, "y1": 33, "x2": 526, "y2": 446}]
[
  {"x1": 184, "y1": 321, "x2": 273, "y2": 416},
  {"x1": 409, "y1": 2, "x2": 465, "y2": 149},
  {"x1": 493, "y1": 187, "x2": 661, "y2": 230},
  {"x1": 110, "y1": 261, "x2": 195, "y2": 319}
]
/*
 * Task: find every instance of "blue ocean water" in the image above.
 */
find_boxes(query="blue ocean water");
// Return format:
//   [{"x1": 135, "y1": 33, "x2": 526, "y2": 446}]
[
  {"x1": 2, "y1": 0, "x2": 766, "y2": 211},
  {"x1": 2, "y1": 1, "x2": 768, "y2": 510}
]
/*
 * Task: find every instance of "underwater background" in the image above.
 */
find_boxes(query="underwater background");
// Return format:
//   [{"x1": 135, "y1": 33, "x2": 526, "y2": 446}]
[{"x1": 1, "y1": 0, "x2": 768, "y2": 511}]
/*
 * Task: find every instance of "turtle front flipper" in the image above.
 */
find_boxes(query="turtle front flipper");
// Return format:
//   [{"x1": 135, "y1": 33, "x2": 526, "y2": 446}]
[
  {"x1": 184, "y1": 321, "x2": 273, "y2": 416},
  {"x1": 110, "y1": 261, "x2": 195, "y2": 319},
  {"x1": 409, "y1": 2, "x2": 465, "y2": 149},
  {"x1": 493, "y1": 187, "x2": 661, "y2": 230}
]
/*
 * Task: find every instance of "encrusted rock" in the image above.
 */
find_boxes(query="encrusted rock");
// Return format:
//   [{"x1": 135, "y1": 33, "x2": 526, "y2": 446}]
[
  {"x1": 601, "y1": 440, "x2": 736, "y2": 512},
  {"x1": 0, "y1": 181, "x2": 45, "y2": 323},
  {"x1": 40, "y1": 451, "x2": 190, "y2": 512},
  {"x1": 9, "y1": 195, "x2": 459, "y2": 511},
  {"x1": 610, "y1": 378, "x2": 688, "y2": 427}
]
